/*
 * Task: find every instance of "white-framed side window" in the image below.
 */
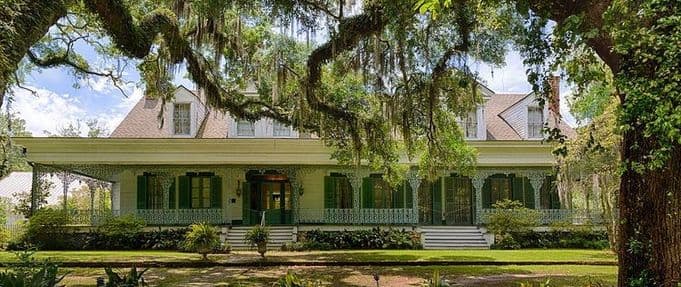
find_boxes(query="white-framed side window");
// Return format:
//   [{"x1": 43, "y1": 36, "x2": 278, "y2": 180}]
[
  {"x1": 464, "y1": 111, "x2": 477, "y2": 139},
  {"x1": 236, "y1": 120, "x2": 255, "y2": 137},
  {"x1": 173, "y1": 103, "x2": 191, "y2": 135},
  {"x1": 273, "y1": 121, "x2": 292, "y2": 137},
  {"x1": 528, "y1": 106, "x2": 544, "y2": 138}
]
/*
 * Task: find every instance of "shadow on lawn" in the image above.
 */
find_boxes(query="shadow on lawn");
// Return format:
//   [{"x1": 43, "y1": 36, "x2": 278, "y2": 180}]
[{"x1": 272, "y1": 251, "x2": 497, "y2": 263}]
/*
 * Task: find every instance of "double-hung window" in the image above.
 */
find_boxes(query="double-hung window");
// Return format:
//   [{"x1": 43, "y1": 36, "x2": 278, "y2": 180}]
[
  {"x1": 137, "y1": 173, "x2": 165, "y2": 210},
  {"x1": 173, "y1": 103, "x2": 191, "y2": 135},
  {"x1": 273, "y1": 121, "x2": 292, "y2": 137},
  {"x1": 528, "y1": 107, "x2": 544, "y2": 138},
  {"x1": 464, "y1": 111, "x2": 477, "y2": 139},
  {"x1": 323, "y1": 173, "x2": 353, "y2": 209},
  {"x1": 190, "y1": 175, "x2": 212, "y2": 209},
  {"x1": 236, "y1": 120, "x2": 255, "y2": 136}
]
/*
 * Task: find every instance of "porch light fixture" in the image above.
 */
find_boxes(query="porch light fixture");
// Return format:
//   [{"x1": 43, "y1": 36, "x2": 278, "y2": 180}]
[{"x1": 236, "y1": 180, "x2": 242, "y2": 197}]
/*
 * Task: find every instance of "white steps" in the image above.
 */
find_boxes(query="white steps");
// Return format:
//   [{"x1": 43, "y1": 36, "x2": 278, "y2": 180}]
[
  {"x1": 224, "y1": 226, "x2": 294, "y2": 250},
  {"x1": 420, "y1": 226, "x2": 490, "y2": 249}
]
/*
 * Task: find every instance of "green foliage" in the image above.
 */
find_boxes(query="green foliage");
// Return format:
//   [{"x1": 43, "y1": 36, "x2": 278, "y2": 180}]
[
  {"x1": 183, "y1": 223, "x2": 221, "y2": 260},
  {"x1": 299, "y1": 228, "x2": 422, "y2": 250},
  {"x1": 24, "y1": 209, "x2": 70, "y2": 250},
  {"x1": 276, "y1": 271, "x2": 319, "y2": 287},
  {"x1": 0, "y1": 250, "x2": 67, "y2": 287},
  {"x1": 244, "y1": 225, "x2": 270, "y2": 247},
  {"x1": 485, "y1": 200, "x2": 540, "y2": 235},
  {"x1": 506, "y1": 230, "x2": 610, "y2": 250},
  {"x1": 425, "y1": 270, "x2": 449, "y2": 287},
  {"x1": 0, "y1": 113, "x2": 32, "y2": 176},
  {"x1": 104, "y1": 266, "x2": 148, "y2": 287},
  {"x1": 96, "y1": 214, "x2": 145, "y2": 238}
]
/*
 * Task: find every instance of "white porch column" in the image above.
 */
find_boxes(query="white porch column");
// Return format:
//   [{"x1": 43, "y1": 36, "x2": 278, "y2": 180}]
[
  {"x1": 111, "y1": 181, "x2": 121, "y2": 212},
  {"x1": 527, "y1": 172, "x2": 545, "y2": 209},
  {"x1": 407, "y1": 169, "x2": 421, "y2": 224},
  {"x1": 158, "y1": 173, "x2": 177, "y2": 210},
  {"x1": 471, "y1": 173, "x2": 486, "y2": 225},
  {"x1": 57, "y1": 172, "x2": 76, "y2": 212}
]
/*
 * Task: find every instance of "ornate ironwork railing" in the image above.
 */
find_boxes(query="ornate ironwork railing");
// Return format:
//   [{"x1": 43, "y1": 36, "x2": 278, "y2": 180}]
[
  {"x1": 66, "y1": 209, "x2": 227, "y2": 226},
  {"x1": 478, "y1": 208, "x2": 605, "y2": 225},
  {"x1": 298, "y1": 208, "x2": 418, "y2": 224}
]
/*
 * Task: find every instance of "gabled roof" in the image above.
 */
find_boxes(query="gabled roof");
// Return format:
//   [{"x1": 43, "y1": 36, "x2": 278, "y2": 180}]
[{"x1": 111, "y1": 87, "x2": 575, "y2": 140}]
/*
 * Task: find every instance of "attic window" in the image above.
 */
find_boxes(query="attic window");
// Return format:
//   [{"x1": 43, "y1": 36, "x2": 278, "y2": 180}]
[
  {"x1": 528, "y1": 107, "x2": 544, "y2": 138},
  {"x1": 464, "y1": 111, "x2": 477, "y2": 139},
  {"x1": 237, "y1": 120, "x2": 255, "y2": 136},
  {"x1": 173, "y1": 103, "x2": 191, "y2": 135},
  {"x1": 273, "y1": 121, "x2": 291, "y2": 137}
]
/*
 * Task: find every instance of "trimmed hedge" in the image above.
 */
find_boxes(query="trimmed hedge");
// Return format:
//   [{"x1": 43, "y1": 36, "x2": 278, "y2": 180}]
[
  {"x1": 492, "y1": 230, "x2": 610, "y2": 249},
  {"x1": 298, "y1": 228, "x2": 422, "y2": 250},
  {"x1": 8, "y1": 229, "x2": 188, "y2": 251}
]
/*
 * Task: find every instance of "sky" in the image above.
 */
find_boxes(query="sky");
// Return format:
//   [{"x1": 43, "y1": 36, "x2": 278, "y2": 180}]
[{"x1": 6, "y1": 47, "x2": 577, "y2": 137}]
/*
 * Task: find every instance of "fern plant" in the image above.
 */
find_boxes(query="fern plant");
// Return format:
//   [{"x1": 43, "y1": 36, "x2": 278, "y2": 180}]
[
  {"x1": 104, "y1": 266, "x2": 148, "y2": 287},
  {"x1": 183, "y1": 223, "x2": 221, "y2": 260}
]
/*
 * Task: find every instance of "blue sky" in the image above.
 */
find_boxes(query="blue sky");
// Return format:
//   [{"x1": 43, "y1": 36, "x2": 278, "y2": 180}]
[{"x1": 7, "y1": 48, "x2": 576, "y2": 137}]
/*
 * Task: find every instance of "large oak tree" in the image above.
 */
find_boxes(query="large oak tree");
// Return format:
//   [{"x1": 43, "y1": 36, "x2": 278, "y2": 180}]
[{"x1": 0, "y1": 0, "x2": 679, "y2": 285}]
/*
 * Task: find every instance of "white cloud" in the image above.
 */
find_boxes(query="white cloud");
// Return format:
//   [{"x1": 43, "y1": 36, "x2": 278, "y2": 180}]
[
  {"x1": 98, "y1": 87, "x2": 144, "y2": 133},
  {"x1": 10, "y1": 87, "x2": 87, "y2": 136}
]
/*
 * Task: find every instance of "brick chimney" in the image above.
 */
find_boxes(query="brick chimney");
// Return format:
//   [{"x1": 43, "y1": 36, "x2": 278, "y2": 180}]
[{"x1": 548, "y1": 75, "x2": 561, "y2": 120}]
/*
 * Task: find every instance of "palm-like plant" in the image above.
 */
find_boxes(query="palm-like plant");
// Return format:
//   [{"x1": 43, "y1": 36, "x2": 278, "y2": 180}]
[
  {"x1": 245, "y1": 225, "x2": 270, "y2": 257},
  {"x1": 183, "y1": 223, "x2": 221, "y2": 260}
]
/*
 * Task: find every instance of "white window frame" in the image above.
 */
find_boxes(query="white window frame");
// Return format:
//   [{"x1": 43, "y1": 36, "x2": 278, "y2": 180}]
[
  {"x1": 236, "y1": 120, "x2": 255, "y2": 137},
  {"x1": 273, "y1": 120, "x2": 292, "y2": 137},
  {"x1": 528, "y1": 106, "x2": 544, "y2": 138},
  {"x1": 173, "y1": 103, "x2": 191, "y2": 135},
  {"x1": 464, "y1": 111, "x2": 478, "y2": 139}
]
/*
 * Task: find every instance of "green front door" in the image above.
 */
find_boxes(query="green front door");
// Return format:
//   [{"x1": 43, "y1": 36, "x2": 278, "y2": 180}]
[{"x1": 244, "y1": 179, "x2": 292, "y2": 225}]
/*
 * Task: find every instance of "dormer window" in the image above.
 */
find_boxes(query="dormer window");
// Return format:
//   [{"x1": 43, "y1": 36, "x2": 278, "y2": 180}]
[
  {"x1": 464, "y1": 111, "x2": 477, "y2": 139},
  {"x1": 273, "y1": 121, "x2": 292, "y2": 137},
  {"x1": 528, "y1": 107, "x2": 544, "y2": 138},
  {"x1": 236, "y1": 120, "x2": 255, "y2": 136},
  {"x1": 173, "y1": 103, "x2": 191, "y2": 135}
]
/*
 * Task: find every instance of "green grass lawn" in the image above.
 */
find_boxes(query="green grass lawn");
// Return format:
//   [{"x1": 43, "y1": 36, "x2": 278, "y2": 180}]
[
  {"x1": 59, "y1": 265, "x2": 618, "y2": 286},
  {"x1": 0, "y1": 249, "x2": 616, "y2": 264}
]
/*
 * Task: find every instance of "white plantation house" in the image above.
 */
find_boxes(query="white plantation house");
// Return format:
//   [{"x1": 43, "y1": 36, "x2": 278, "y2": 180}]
[{"x1": 14, "y1": 77, "x2": 584, "y2": 249}]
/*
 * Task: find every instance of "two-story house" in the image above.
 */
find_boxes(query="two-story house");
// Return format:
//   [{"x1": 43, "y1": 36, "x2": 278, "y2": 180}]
[{"x1": 15, "y1": 78, "x2": 574, "y2": 248}]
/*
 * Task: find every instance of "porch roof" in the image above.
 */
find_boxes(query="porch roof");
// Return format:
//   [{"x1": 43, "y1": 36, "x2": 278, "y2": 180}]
[{"x1": 13, "y1": 137, "x2": 557, "y2": 167}]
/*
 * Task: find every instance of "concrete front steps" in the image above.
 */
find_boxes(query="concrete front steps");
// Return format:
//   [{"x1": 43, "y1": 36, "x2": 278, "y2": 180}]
[
  {"x1": 223, "y1": 226, "x2": 295, "y2": 250},
  {"x1": 420, "y1": 226, "x2": 490, "y2": 249}
]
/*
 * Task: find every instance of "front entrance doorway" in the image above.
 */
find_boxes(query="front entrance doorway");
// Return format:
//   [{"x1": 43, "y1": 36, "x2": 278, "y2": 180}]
[
  {"x1": 443, "y1": 176, "x2": 474, "y2": 225},
  {"x1": 242, "y1": 171, "x2": 292, "y2": 225}
]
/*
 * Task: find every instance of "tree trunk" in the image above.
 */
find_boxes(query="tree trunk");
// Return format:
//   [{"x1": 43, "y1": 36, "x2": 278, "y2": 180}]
[
  {"x1": 0, "y1": 0, "x2": 67, "y2": 104},
  {"x1": 618, "y1": 128, "x2": 681, "y2": 286}
]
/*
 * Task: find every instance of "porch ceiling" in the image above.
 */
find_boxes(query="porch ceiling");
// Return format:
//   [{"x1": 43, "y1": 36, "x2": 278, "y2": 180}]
[{"x1": 13, "y1": 137, "x2": 557, "y2": 167}]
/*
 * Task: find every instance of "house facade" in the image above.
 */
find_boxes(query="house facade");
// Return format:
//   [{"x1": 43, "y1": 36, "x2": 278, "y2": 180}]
[{"x1": 15, "y1": 83, "x2": 575, "y2": 231}]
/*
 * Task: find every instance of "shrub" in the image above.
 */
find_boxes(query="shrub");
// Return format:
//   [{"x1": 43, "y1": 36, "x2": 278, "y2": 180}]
[
  {"x1": 97, "y1": 214, "x2": 145, "y2": 238},
  {"x1": 24, "y1": 209, "x2": 70, "y2": 250},
  {"x1": 0, "y1": 250, "x2": 67, "y2": 287},
  {"x1": 485, "y1": 200, "x2": 540, "y2": 248},
  {"x1": 276, "y1": 271, "x2": 319, "y2": 287},
  {"x1": 298, "y1": 228, "x2": 422, "y2": 250},
  {"x1": 281, "y1": 241, "x2": 306, "y2": 252},
  {"x1": 183, "y1": 223, "x2": 221, "y2": 260},
  {"x1": 508, "y1": 229, "x2": 610, "y2": 249},
  {"x1": 104, "y1": 266, "x2": 148, "y2": 287}
]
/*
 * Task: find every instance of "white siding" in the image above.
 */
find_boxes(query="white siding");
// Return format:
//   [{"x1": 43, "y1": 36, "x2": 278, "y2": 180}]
[{"x1": 499, "y1": 94, "x2": 548, "y2": 139}]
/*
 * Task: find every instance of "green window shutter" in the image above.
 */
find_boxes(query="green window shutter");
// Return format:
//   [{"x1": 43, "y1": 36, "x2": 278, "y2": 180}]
[
  {"x1": 362, "y1": 177, "x2": 374, "y2": 208},
  {"x1": 178, "y1": 176, "x2": 191, "y2": 209},
  {"x1": 168, "y1": 179, "x2": 176, "y2": 209},
  {"x1": 432, "y1": 178, "x2": 442, "y2": 225},
  {"x1": 394, "y1": 184, "x2": 405, "y2": 208},
  {"x1": 405, "y1": 183, "x2": 413, "y2": 209},
  {"x1": 211, "y1": 176, "x2": 222, "y2": 208},
  {"x1": 137, "y1": 175, "x2": 148, "y2": 210},
  {"x1": 511, "y1": 176, "x2": 524, "y2": 203},
  {"x1": 242, "y1": 181, "x2": 251, "y2": 225},
  {"x1": 523, "y1": 178, "x2": 535, "y2": 209},
  {"x1": 324, "y1": 176, "x2": 336, "y2": 208},
  {"x1": 482, "y1": 178, "x2": 492, "y2": 208}
]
